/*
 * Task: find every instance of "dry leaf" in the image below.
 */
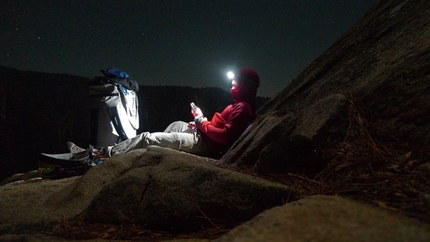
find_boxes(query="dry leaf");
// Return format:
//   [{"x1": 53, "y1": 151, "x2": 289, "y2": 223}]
[
  {"x1": 404, "y1": 151, "x2": 412, "y2": 160},
  {"x1": 376, "y1": 201, "x2": 400, "y2": 211},
  {"x1": 406, "y1": 159, "x2": 419, "y2": 167},
  {"x1": 377, "y1": 201, "x2": 387, "y2": 209}
]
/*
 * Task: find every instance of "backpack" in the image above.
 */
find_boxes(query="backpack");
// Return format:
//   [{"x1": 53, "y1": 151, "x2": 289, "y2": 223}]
[{"x1": 89, "y1": 68, "x2": 140, "y2": 147}]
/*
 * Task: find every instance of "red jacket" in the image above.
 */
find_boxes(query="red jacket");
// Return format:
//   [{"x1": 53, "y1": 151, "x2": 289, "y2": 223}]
[{"x1": 198, "y1": 101, "x2": 255, "y2": 148}]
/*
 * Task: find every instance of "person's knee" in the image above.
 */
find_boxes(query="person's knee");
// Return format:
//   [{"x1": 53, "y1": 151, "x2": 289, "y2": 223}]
[{"x1": 165, "y1": 121, "x2": 188, "y2": 133}]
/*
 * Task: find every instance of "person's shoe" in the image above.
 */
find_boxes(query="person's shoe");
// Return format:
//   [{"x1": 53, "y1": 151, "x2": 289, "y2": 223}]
[
  {"x1": 69, "y1": 145, "x2": 95, "y2": 161},
  {"x1": 67, "y1": 141, "x2": 86, "y2": 153},
  {"x1": 69, "y1": 150, "x2": 90, "y2": 161}
]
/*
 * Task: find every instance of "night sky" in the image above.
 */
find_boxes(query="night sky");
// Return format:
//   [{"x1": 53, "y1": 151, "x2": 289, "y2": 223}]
[{"x1": 1, "y1": 0, "x2": 377, "y2": 97}]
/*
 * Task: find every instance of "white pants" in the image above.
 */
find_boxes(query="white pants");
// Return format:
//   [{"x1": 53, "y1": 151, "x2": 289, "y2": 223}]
[{"x1": 109, "y1": 121, "x2": 213, "y2": 157}]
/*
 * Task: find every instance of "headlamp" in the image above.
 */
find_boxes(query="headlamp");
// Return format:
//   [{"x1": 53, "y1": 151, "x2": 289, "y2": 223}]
[{"x1": 227, "y1": 71, "x2": 235, "y2": 80}]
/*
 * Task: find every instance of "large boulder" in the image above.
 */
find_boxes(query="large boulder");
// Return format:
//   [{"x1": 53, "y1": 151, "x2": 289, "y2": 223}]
[
  {"x1": 224, "y1": 93, "x2": 349, "y2": 172},
  {"x1": 0, "y1": 146, "x2": 295, "y2": 233},
  {"x1": 215, "y1": 195, "x2": 430, "y2": 242},
  {"x1": 222, "y1": 0, "x2": 430, "y2": 169},
  {"x1": 0, "y1": 149, "x2": 139, "y2": 232},
  {"x1": 85, "y1": 146, "x2": 294, "y2": 232}
]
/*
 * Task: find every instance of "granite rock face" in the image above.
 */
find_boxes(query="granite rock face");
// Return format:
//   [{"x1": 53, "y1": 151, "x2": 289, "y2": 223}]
[
  {"x1": 215, "y1": 195, "x2": 430, "y2": 242},
  {"x1": 222, "y1": 0, "x2": 430, "y2": 168}
]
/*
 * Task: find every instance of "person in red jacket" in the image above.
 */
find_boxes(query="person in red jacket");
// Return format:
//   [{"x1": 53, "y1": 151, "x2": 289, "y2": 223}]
[
  {"x1": 70, "y1": 68, "x2": 260, "y2": 159},
  {"x1": 192, "y1": 68, "x2": 259, "y2": 156}
]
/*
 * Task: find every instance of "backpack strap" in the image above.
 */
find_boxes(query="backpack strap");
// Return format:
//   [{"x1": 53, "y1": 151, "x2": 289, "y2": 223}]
[{"x1": 108, "y1": 106, "x2": 128, "y2": 142}]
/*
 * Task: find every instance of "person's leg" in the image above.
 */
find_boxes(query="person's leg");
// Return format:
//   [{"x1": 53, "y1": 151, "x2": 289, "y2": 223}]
[
  {"x1": 110, "y1": 130, "x2": 203, "y2": 157},
  {"x1": 108, "y1": 132, "x2": 148, "y2": 157},
  {"x1": 163, "y1": 121, "x2": 193, "y2": 133}
]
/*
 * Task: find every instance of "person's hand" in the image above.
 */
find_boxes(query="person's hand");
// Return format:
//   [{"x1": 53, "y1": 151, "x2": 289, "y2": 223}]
[
  {"x1": 194, "y1": 116, "x2": 208, "y2": 128},
  {"x1": 188, "y1": 121, "x2": 196, "y2": 129},
  {"x1": 93, "y1": 148, "x2": 109, "y2": 159}
]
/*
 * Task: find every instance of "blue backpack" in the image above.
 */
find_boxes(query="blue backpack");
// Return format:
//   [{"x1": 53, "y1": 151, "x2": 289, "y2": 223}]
[
  {"x1": 101, "y1": 67, "x2": 130, "y2": 79},
  {"x1": 100, "y1": 67, "x2": 139, "y2": 92}
]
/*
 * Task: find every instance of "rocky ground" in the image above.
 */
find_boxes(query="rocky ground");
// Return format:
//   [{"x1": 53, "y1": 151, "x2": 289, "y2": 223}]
[{"x1": 0, "y1": 139, "x2": 429, "y2": 241}]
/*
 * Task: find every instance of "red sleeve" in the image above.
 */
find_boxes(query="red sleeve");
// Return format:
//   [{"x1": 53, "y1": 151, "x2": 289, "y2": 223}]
[{"x1": 198, "y1": 102, "x2": 254, "y2": 145}]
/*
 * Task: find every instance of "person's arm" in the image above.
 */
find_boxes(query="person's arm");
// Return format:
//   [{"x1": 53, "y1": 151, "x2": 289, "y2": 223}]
[{"x1": 198, "y1": 103, "x2": 253, "y2": 145}]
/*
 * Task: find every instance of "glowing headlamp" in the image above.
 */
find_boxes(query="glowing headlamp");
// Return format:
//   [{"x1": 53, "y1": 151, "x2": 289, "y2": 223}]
[{"x1": 227, "y1": 71, "x2": 235, "y2": 80}]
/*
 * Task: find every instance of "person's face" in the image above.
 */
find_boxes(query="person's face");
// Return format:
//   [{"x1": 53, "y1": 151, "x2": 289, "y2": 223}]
[{"x1": 231, "y1": 80, "x2": 239, "y2": 90}]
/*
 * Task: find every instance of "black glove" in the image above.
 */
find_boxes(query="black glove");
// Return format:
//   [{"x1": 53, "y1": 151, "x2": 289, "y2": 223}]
[{"x1": 194, "y1": 116, "x2": 207, "y2": 129}]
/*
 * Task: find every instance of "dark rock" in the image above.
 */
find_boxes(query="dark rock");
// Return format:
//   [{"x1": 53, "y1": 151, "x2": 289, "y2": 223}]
[
  {"x1": 223, "y1": 93, "x2": 348, "y2": 170},
  {"x1": 222, "y1": 113, "x2": 297, "y2": 165},
  {"x1": 215, "y1": 195, "x2": 430, "y2": 242},
  {"x1": 293, "y1": 93, "x2": 350, "y2": 143},
  {"x1": 85, "y1": 146, "x2": 295, "y2": 232},
  {"x1": 254, "y1": 134, "x2": 326, "y2": 175}
]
